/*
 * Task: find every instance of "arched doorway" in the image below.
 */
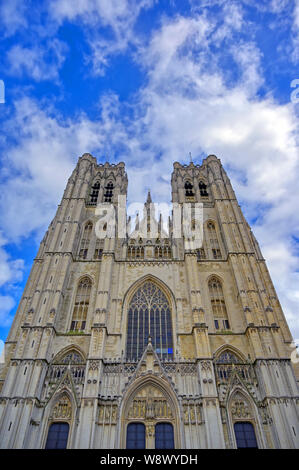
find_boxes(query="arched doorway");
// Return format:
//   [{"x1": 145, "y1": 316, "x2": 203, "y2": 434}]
[
  {"x1": 155, "y1": 422, "x2": 174, "y2": 449},
  {"x1": 121, "y1": 379, "x2": 180, "y2": 449},
  {"x1": 44, "y1": 392, "x2": 73, "y2": 449},
  {"x1": 126, "y1": 422, "x2": 146, "y2": 449},
  {"x1": 45, "y1": 422, "x2": 69, "y2": 449},
  {"x1": 228, "y1": 390, "x2": 260, "y2": 449}
]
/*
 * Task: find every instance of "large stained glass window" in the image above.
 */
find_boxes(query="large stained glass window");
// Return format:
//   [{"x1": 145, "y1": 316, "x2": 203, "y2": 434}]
[
  {"x1": 45, "y1": 422, "x2": 69, "y2": 449},
  {"x1": 126, "y1": 281, "x2": 173, "y2": 361},
  {"x1": 126, "y1": 423, "x2": 145, "y2": 449}
]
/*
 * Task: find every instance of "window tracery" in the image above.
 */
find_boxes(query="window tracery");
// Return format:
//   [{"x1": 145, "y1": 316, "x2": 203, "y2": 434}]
[
  {"x1": 154, "y1": 242, "x2": 171, "y2": 259},
  {"x1": 208, "y1": 277, "x2": 230, "y2": 330},
  {"x1": 78, "y1": 222, "x2": 93, "y2": 259},
  {"x1": 70, "y1": 277, "x2": 91, "y2": 331},
  {"x1": 45, "y1": 350, "x2": 85, "y2": 388},
  {"x1": 94, "y1": 238, "x2": 104, "y2": 260},
  {"x1": 126, "y1": 281, "x2": 173, "y2": 360},
  {"x1": 196, "y1": 248, "x2": 206, "y2": 260},
  {"x1": 207, "y1": 222, "x2": 222, "y2": 259},
  {"x1": 214, "y1": 350, "x2": 254, "y2": 383},
  {"x1": 128, "y1": 244, "x2": 145, "y2": 259}
]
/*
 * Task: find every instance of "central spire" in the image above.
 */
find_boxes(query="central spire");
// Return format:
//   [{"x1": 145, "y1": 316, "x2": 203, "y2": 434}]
[{"x1": 146, "y1": 189, "x2": 152, "y2": 204}]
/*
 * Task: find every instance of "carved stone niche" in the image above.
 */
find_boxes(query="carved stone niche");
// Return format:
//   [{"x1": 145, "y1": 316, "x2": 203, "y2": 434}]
[
  {"x1": 98, "y1": 403, "x2": 118, "y2": 425},
  {"x1": 25, "y1": 309, "x2": 34, "y2": 325},
  {"x1": 127, "y1": 385, "x2": 174, "y2": 421},
  {"x1": 182, "y1": 402, "x2": 202, "y2": 425},
  {"x1": 50, "y1": 394, "x2": 72, "y2": 420},
  {"x1": 230, "y1": 392, "x2": 252, "y2": 420},
  {"x1": 47, "y1": 309, "x2": 56, "y2": 324}
]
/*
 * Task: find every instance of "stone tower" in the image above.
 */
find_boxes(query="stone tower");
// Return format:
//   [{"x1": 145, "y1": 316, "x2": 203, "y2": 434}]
[{"x1": 0, "y1": 153, "x2": 298, "y2": 449}]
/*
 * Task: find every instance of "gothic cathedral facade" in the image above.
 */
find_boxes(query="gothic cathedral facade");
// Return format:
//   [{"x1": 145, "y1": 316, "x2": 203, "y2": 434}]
[{"x1": 0, "y1": 153, "x2": 298, "y2": 449}]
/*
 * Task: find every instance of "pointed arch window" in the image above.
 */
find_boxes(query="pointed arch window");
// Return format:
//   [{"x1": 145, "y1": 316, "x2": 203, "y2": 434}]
[
  {"x1": 126, "y1": 281, "x2": 173, "y2": 361},
  {"x1": 217, "y1": 351, "x2": 240, "y2": 363},
  {"x1": 94, "y1": 238, "x2": 104, "y2": 260},
  {"x1": 89, "y1": 181, "x2": 100, "y2": 205},
  {"x1": 197, "y1": 248, "x2": 206, "y2": 260},
  {"x1": 104, "y1": 181, "x2": 114, "y2": 202},
  {"x1": 46, "y1": 350, "x2": 85, "y2": 385},
  {"x1": 208, "y1": 277, "x2": 230, "y2": 330},
  {"x1": 78, "y1": 222, "x2": 93, "y2": 259},
  {"x1": 128, "y1": 242, "x2": 144, "y2": 259},
  {"x1": 155, "y1": 246, "x2": 163, "y2": 258},
  {"x1": 54, "y1": 349, "x2": 85, "y2": 365},
  {"x1": 207, "y1": 222, "x2": 222, "y2": 259},
  {"x1": 215, "y1": 349, "x2": 253, "y2": 382},
  {"x1": 154, "y1": 244, "x2": 172, "y2": 259},
  {"x1": 70, "y1": 277, "x2": 91, "y2": 331}
]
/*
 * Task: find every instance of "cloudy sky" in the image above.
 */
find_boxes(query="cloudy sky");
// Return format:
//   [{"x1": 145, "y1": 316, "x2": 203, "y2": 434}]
[{"x1": 0, "y1": 0, "x2": 298, "y2": 347}]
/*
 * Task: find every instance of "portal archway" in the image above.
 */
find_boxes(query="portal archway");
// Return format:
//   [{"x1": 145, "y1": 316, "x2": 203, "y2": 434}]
[{"x1": 120, "y1": 377, "x2": 181, "y2": 449}]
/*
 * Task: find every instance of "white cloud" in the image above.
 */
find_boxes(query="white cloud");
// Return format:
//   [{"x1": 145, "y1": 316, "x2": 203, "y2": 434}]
[
  {"x1": 49, "y1": 0, "x2": 154, "y2": 29},
  {"x1": 129, "y1": 12, "x2": 299, "y2": 339},
  {"x1": 0, "y1": 0, "x2": 27, "y2": 37},
  {"x1": 49, "y1": 0, "x2": 155, "y2": 75},
  {"x1": 270, "y1": 0, "x2": 290, "y2": 12},
  {"x1": 230, "y1": 42, "x2": 264, "y2": 95},
  {"x1": 0, "y1": 296, "x2": 16, "y2": 328},
  {"x1": 0, "y1": 231, "x2": 23, "y2": 328},
  {"x1": 6, "y1": 39, "x2": 68, "y2": 81},
  {"x1": 292, "y1": 0, "x2": 299, "y2": 63},
  {"x1": 0, "y1": 233, "x2": 24, "y2": 287},
  {"x1": 1, "y1": 4, "x2": 299, "y2": 342},
  {"x1": 0, "y1": 93, "x2": 133, "y2": 244}
]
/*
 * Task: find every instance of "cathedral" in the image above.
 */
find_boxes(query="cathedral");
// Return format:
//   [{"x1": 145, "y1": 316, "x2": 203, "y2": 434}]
[{"x1": 0, "y1": 152, "x2": 298, "y2": 449}]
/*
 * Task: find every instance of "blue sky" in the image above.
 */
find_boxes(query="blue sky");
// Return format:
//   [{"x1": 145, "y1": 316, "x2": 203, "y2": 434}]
[{"x1": 0, "y1": 0, "x2": 299, "y2": 347}]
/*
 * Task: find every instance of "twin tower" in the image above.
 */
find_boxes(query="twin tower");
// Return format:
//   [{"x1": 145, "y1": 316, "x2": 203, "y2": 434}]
[{"x1": 0, "y1": 152, "x2": 298, "y2": 449}]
